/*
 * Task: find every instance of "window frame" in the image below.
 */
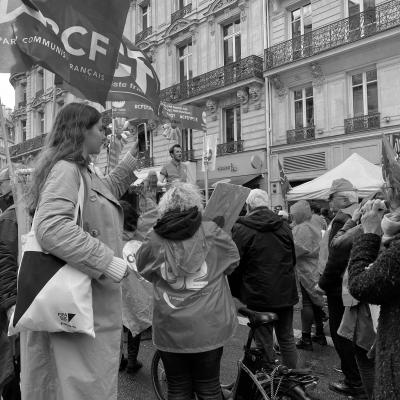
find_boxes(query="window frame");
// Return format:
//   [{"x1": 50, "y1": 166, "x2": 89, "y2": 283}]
[
  {"x1": 223, "y1": 105, "x2": 241, "y2": 143},
  {"x1": 292, "y1": 85, "x2": 314, "y2": 129},
  {"x1": 222, "y1": 19, "x2": 241, "y2": 65},
  {"x1": 350, "y1": 68, "x2": 378, "y2": 117},
  {"x1": 178, "y1": 41, "x2": 193, "y2": 83},
  {"x1": 289, "y1": 3, "x2": 312, "y2": 38},
  {"x1": 141, "y1": 4, "x2": 150, "y2": 31}
]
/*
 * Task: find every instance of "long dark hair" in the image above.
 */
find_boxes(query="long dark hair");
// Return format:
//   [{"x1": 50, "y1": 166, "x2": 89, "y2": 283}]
[{"x1": 28, "y1": 102, "x2": 101, "y2": 212}]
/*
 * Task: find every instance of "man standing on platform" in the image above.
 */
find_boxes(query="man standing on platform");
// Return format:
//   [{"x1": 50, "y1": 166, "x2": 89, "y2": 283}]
[{"x1": 159, "y1": 144, "x2": 187, "y2": 188}]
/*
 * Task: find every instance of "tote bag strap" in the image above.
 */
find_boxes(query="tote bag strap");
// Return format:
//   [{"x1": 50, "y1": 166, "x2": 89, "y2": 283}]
[{"x1": 31, "y1": 172, "x2": 85, "y2": 232}]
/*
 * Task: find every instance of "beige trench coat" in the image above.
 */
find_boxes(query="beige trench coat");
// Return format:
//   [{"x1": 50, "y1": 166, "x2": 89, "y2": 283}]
[{"x1": 20, "y1": 152, "x2": 137, "y2": 400}]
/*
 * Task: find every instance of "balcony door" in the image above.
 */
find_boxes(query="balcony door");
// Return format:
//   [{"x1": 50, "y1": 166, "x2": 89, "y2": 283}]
[
  {"x1": 348, "y1": 0, "x2": 376, "y2": 39},
  {"x1": 294, "y1": 86, "x2": 314, "y2": 129},
  {"x1": 174, "y1": 0, "x2": 190, "y2": 11},
  {"x1": 141, "y1": 4, "x2": 150, "y2": 31},
  {"x1": 222, "y1": 106, "x2": 241, "y2": 155},
  {"x1": 291, "y1": 4, "x2": 312, "y2": 60},
  {"x1": 178, "y1": 42, "x2": 193, "y2": 83},
  {"x1": 223, "y1": 20, "x2": 241, "y2": 65}
]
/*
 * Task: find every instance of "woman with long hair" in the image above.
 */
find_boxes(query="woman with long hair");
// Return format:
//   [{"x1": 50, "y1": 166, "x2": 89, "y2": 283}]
[{"x1": 20, "y1": 102, "x2": 139, "y2": 400}]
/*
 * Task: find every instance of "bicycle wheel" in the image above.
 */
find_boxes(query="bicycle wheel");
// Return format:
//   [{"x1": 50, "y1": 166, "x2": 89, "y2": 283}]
[{"x1": 151, "y1": 350, "x2": 168, "y2": 400}]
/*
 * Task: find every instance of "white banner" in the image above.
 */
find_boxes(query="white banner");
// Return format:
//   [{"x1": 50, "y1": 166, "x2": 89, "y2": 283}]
[{"x1": 202, "y1": 134, "x2": 217, "y2": 172}]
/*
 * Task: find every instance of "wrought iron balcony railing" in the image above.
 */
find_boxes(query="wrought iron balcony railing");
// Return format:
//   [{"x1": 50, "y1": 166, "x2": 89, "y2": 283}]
[
  {"x1": 344, "y1": 113, "x2": 381, "y2": 134},
  {"x1": 217, "y1": 140, "x2": 244, "y2": 156},
  {"x1": 135, "y1": 26, "x2": 152, "y2": 43},
  {"x1": 286, "y1": 126, "x2": 316, "y2": 144},
  {"x1": 136, "y1": 150, "x2": 154, "y2": 168},
  {"x1": 10, "y1": 134, "x2": 47, "y2": 158},
  {"x1": 265, "y1": 0, "x2": 400, "y2": 70},
  {"x1": 171, "y1": 3, "x2": 192, "y2": 24},
  {"x1": 181, "y1": 149, "x2": 195, "y2": 162},
  {"x1": 35, "y1": 89, "x2": 44, "y2": 97},
  {"x1": 160, "y1": 55, "x2": 263, "y2": 103}
]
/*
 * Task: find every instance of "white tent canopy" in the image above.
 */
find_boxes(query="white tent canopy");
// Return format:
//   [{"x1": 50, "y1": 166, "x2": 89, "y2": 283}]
[{"x1": 287, "y1": 153, "x2": 384, "y2": 201}]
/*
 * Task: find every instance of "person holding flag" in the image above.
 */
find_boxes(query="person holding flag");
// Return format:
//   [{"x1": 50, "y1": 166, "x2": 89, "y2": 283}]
[{"x1": 20, "y1": 103, "x2": 139, "y2": 400}]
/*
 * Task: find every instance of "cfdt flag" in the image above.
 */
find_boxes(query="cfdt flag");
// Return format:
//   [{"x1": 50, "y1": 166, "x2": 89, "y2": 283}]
[
  {"x1": 108, "y1": 37, "x2": 160, "y2": 116},
  {"x1": 0, "y1": 0, "x2": 131, "y2": 105}
]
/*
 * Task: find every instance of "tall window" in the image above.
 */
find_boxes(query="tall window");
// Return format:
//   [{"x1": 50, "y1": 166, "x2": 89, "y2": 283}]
[
  {"x1": 223, "y1": 19, "x2": 241, "y2": 65},
  {"x1": 38, "y1": 111, "x2": 45, "y2": 134},
  {"x1": 175, "y1": 0, "x2": 190, "y2": 10},
  {"x1": 21, "y1": 120, "x2": 27, "y2": 142},
  {"x1": 37, "y1": 69, "x2": 44, "y2": 93},
  {"x1": 291, "y1": 4, "x2": 312, "y2": 58},
  {"x1": 137, "y1": 123, "x2": 151, "y2": 155},
  {"x1": 348, "y1": 0, "x2": 376, "y2": 37},
  {"x1": 178, "y1": 42, "x2": 193, "y2": 82},
  {"x1": 224, "y1": 106, "x2": 241, "y2": 143},
  {"x1": 0, "y1": 138, "x2": 4, "y2": 148},
  {"x1": 181, "y1": 128, "x2": 193, "y2": 152},
  {"x1": 141, "y1": 4, "x2": 150, "y2": 30},
  {"x1": 294, "y1": 86, "x2": 314, "y2": 128},
  {"x1": 351, "y1": 69, "x2": 378, "y2": 117}
]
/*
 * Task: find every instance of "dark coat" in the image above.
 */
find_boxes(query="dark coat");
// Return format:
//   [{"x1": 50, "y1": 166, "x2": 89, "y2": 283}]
[
  {"x1": 319, "y1": 210, "x2": 353, "y2": 295},
  {"x1": 231, "y1": 207, "x2": 298, "y2": 311},
  {"x1": 348, "y1": 233, "x2": 400, "y2": 400},
  {"x1": 0, "y1": 206, "x2": 18, "y2": 390},
  {"x1": 0, "y1": 206, "x2": 18, "y2": 315}
]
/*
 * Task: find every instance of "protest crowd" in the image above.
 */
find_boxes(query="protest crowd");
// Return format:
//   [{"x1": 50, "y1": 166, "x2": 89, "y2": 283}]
[
  {"x1": 1, "y1": 2, "x2": 400, "y2": 400},
  {"x1": 0, "y1": 102, "x2": 399, "y2": 400}
]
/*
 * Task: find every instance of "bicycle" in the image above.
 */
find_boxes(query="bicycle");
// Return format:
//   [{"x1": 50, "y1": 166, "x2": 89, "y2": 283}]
[{"x1": 151, "y1": 306, "x2": 319, "y2": 400}]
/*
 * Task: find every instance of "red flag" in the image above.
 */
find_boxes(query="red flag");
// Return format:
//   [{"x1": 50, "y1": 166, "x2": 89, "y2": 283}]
[
  {"x1": 0, "y1": 0, "x2": 131, "y2": 105},
  {"x1": 108, "y1": 37, "x2": 160, "y2": 117}
]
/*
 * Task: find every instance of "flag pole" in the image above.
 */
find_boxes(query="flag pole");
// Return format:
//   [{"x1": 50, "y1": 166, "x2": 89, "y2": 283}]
[{"x1": 203, "y1": 131, "x2": 209, "y2": 204}]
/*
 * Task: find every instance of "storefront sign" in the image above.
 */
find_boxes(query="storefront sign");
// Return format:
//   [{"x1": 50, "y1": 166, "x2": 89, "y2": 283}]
[{"x1": 217, "y1": 163, "x2": 238, "y2": 172}]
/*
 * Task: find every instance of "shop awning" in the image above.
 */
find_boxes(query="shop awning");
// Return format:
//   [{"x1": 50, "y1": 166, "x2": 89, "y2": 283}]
[{"x1": 197, "y1": 173, "x2": 261, "y2": 189}]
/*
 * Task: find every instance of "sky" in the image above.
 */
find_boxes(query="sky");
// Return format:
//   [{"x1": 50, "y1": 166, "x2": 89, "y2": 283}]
[{"x1": 0, "y1": 73, "x2": 15, "y2": 109}]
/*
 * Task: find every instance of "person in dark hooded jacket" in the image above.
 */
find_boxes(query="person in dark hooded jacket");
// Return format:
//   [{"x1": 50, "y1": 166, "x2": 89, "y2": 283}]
[
  {"x1": 231, "y1": 189, "x2": 298, "y2": 369},
  {"x1": 137, "y1": 183, "x2": 239, "y2": 400}
]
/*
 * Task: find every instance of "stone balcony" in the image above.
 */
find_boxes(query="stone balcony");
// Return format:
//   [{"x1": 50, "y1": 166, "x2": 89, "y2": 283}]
[
  {"x1": 264, "y1": 0, "x2": 400, "y2": 71},
  {"x1": 160, "y1": 55, "x2": 263, "y2": 103}
]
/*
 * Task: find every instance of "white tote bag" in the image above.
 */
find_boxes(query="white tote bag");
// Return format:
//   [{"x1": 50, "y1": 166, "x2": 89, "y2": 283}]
[{"x1": 9, "y1": 175, "x2": 95, "y2": 337}]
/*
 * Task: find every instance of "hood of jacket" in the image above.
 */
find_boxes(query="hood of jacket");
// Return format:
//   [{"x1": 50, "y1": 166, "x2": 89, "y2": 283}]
[
  {"x1": 237, "y1": 207, "x2": 283, "y2": 232},
  {"x1": 154, "y1": 208, "x2": 208, "y2": 277},
  {"x1": 162, "y1": 227, "x2": 210, "y2": 277}
]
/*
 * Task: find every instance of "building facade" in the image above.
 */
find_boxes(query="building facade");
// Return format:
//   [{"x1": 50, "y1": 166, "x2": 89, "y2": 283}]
[
  {"x1": 0, "y1": 106, "x2": 15, "y2": 169},
  {"x1": 120, "y1": 0, "x2": 268, "y2": 189},
  {"x1": 8, "y1": 0, "x2": 400, "y2": 204},
  {"x1": 10, "y1": 0, "x2": 268, "y2": 190},
  {"x1": 264, "y1": 0, "x2": 400, "y2": 206}
]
